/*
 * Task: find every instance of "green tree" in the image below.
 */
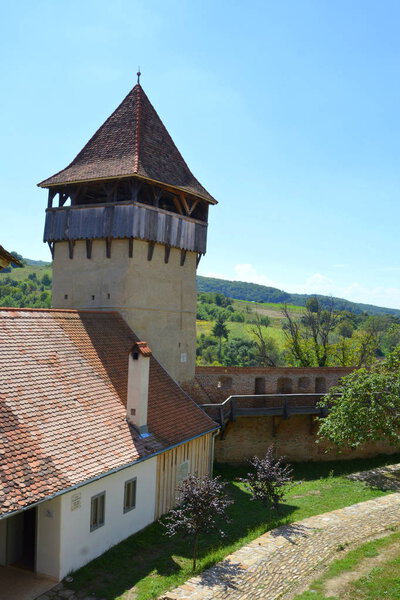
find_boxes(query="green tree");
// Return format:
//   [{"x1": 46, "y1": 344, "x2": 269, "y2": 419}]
[
  {"x1": 240, "y1": 446, "x2": 293, "y2": 513},
  {"x1": 41, "y1": 273, "x2": 52, "y2": 286},
  {"x1": 251, "y1": 314, "x2": 282, "y2": 367},
  {"x1": 164, "y1": 474, "x2": 232, "y2": 570},
  {"x1": 318, "y1": 347, "x2": 400, "y2": 447},
  {"x1": 282, "y1": 298, "x2": 339, "y2": 366},
  {"x1": 223, "y1": 337, "x2": 258, "y2": 366},
  {"x1": 10, "y1": 251, "x2": 25, "y2": 267},
  {"x1": 212, "y1": 315, "x2": 229, "y2": 361},
  {"x1": 381, "y1": 324, "x2": 400, "y2": 354}
]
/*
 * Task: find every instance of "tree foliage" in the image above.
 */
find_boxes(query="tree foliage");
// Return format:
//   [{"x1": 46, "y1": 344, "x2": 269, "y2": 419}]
[
  {"x1": 0, "y1": 273, "x2": 52, "y2": 308},
  {"x1": 241, "y1": 446, "x2": 293, "y2": 512},
  {"x1": 163, "y1": 474, "x2": 233, "y2": 570},
  {"x1": 251, "y1": 314, "x2": 282, "y2": 367},
  {"x1": 282, "y1": 298, "x2": 339, "y2": 367},
  {"x1": 318, "y1": 347, "x2": 400, "y2": 447},
  {"x1": 282, "y1": 298, "x2": 385, "y2": 367},
  {"x1": 223, "y1": 337, "x2": 258, "y2": 366},
  {"x1": 211, "y1": 315, "x2": 229, "y2": 361}
]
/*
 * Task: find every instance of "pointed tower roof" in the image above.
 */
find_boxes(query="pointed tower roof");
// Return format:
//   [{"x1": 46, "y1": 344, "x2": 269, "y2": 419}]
[{"x1": 39, "y1": 84, "x2": 217, "y2": 204}]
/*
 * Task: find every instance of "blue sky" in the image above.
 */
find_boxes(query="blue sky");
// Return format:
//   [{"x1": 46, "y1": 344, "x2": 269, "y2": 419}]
[{"x1": 1, "y1": 0, "x2": 400, "y2": 308}]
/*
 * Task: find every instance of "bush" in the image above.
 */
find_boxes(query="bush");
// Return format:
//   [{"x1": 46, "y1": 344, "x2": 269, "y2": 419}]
[
  {"x1": 163, "y1": 474, "x2": 233, "y2": 570},
  {"x1": 241, "y1": 446, "x2": 293, "y2": 512}
]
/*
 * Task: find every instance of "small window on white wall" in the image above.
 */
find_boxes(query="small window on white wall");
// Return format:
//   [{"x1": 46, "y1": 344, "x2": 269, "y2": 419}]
[
  {"x1": 90, "y1": 492, "x2": 105, "y2": 531},
  {"x1": 124, "y1": 478, "x2": 137, "y2": 513}
]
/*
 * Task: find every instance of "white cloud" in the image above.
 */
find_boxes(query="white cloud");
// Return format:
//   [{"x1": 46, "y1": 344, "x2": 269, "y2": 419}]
[
  {"x1": 302, "y1": 273, "x2": 334, "y2": 295},
  {"x1": 202, "y1": 270, "x2": 228, "y2": 280},
  {"x1": 233, "y1": 264, "x2": 283, "y2": 288},
  {"x1": 335, "y1": 283, "x2": 400, "y2": 308}
]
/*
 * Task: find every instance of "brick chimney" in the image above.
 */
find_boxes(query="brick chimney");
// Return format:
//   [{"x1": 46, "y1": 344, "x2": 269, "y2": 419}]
[{"x1": 127, "y1": 341, "x2": 152, "y2": 435}]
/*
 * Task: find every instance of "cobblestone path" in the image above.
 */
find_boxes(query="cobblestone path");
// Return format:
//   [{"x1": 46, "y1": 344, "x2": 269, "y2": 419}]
[{"x1": 159, "y1": 492, "x2": 400, "y2": 600}]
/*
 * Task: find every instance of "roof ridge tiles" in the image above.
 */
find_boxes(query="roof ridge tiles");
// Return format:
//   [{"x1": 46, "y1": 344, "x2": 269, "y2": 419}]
[{"x1": 133, "y1": 84, "x2": 141, "y2": 173}]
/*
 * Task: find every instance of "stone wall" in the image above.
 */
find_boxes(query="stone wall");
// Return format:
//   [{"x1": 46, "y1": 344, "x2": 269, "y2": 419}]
[
  {"x1": 184, "y1": 366, "x2": 353, "y2": 404},
  {"x1": 215, "y1": 415, "x2": 397, "y2": 463},
  {"x1": 183, "y1": 366, "x2": 399, "y2": 463}
]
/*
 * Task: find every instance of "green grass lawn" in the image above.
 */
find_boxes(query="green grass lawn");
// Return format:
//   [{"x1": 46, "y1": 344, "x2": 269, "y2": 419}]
[
  {"x1": 196, "y1": 296, "x2": 304, "y2": 347},
  {"x1": 0, "y1": 264, "x2": 51, "y2": 281},
  {"x1": 68, "y1": 454, "x2": 400, "y2": 600},
  {"x1": 232, "y1": 298, "x2": 305, "y2": 317},
  {"x1": 293, "y1": 531, "x2": 400, "y2": 599},
  {"x1": 196, "y1": 319, "x2": 286, "y2": 344}
]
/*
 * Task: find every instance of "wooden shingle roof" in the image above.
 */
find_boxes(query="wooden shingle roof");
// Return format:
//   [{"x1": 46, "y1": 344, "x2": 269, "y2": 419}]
[
  {"x1": 39, "y1": 84, "x2": 216, "y2": 204},
  {"x1": 0, "y1": 308, "x2": 217, "y2": 516}
]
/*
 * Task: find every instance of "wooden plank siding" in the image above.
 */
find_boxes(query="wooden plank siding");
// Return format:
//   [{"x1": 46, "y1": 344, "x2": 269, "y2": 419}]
[
  {"x1": 44, "y1": 202, "x2": 208, "y2": 253},
  {"x1": 155, "y1": 433, "x2": 213, "y2": 519}
]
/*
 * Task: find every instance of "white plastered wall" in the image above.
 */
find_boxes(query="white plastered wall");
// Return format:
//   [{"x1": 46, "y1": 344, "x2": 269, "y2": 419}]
[
  {"x1": 58, "y1": 457, "x2": 157, "y2": 579},
  {"x1": 36, "y1": 496, "x2": 62, "y2": 579},
  {"x1": 52, "y1": 239, "x2": 197, "y2": 383}
]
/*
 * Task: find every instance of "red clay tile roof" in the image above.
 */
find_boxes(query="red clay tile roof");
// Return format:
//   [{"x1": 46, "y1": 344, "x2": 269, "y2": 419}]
[
  {"x1": 38, "y1": 84, "x2": 217, "y2": 204},
  {"x1": 0, "y1": 309, "x2": 217, "y2": 516}
]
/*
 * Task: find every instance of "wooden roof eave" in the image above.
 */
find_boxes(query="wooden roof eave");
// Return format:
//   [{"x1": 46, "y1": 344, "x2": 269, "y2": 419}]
[
  {"x1": 0, "y1": 246, "x2": 22, "y2": 267},
  {"x1": 37, "y1": 172, "x2": 218, "y2": 205}
]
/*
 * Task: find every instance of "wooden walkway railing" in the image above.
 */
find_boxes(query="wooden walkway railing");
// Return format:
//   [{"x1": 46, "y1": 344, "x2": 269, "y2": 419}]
[{"x1": 199, "y1": 393, "x2": 330, "y2": 430}]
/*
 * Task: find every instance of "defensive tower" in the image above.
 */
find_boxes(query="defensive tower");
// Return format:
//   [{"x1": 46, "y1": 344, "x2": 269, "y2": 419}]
[{"x1": 39, "y1": 82, "x2": 216, "y2": 382}]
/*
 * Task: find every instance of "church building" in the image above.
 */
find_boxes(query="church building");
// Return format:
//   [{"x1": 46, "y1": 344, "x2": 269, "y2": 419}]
[
  {"x1": 40, "y1": 80, "x2": 217, "y2": 383},
  {"x1": 0, "y1": 81, "x2": 218, "y2": 582}
]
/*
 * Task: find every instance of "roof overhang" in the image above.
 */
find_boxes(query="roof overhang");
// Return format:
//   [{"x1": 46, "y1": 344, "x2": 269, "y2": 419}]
[
  {"x1": 37, "y1": 173, "x2": 218, "y2": 205},
  {"x1": 0, "y1": 246, "x2": 22, "y2": 269},
  {"x1": 0, "y1": 426, "x2": 219, "y2": 521}
]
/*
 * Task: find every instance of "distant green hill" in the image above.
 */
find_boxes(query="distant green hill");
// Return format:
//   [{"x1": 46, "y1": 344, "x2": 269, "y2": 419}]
[
  {"x1": 2, "y1": 258, "x2": 399, "y2": 318},
  {"x1": 197, "y1": 275, "x2": 400, "y2": 318},
  {"x1": 25, "y1": 257, "x2": 51, "y2": 266}
]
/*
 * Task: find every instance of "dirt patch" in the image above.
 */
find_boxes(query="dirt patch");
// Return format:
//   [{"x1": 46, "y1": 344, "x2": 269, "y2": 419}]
[
  {"x1": 292, "y1": 490, "x2": 321, "y2": 499},
  {"x1": 324, "y1": 540, "x2": 399, "y2": 598}
]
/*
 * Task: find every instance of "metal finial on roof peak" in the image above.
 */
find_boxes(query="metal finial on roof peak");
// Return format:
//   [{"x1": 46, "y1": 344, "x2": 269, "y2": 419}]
[{"x1": 137, "y1": 68, "x2": 141, "y2": 85}]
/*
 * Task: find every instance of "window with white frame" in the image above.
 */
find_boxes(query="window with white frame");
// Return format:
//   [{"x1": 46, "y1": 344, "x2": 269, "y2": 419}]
[
  {"x1": 123, "y1": 478, "x2": 137, "y2": 513},
  {"x1": 90, "y1": 492, "x2": 105, "y2": 531}
]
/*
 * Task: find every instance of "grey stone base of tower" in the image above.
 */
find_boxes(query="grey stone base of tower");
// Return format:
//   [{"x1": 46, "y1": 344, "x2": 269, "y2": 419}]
[{"x1": 52, "y1": 239, "x2": 197, "y2": 383}]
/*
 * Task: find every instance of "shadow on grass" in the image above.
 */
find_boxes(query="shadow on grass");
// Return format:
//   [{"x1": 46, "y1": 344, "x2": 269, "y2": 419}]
[
  {"x1": 215, "y1": 453, "x2": 400, "y2": 483},
  {"x1": 69, "y1": 481, "x2": 297, "y2": 600},
  {"x1": 68, "y1": 454, "x2": 400, "y2": 599}
]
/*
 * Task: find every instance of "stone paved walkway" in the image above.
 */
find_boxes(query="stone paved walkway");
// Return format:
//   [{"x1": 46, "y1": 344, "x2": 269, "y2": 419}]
[
  {"x1": 347, "y1": 462, "x2": 400, "y2": 491},
  {"x1": 35, "y1": 583, "x2": 103, "y2": 600},
  {"x1": 35, "y1": 464, "x2": 400, "y2": 600},
  {"x1": 159, "y1": 492, "x2": 400, "y2": 600}
]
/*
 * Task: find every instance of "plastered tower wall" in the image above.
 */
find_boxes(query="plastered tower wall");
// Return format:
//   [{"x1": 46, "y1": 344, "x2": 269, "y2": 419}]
[
  {"x1": 41, "y1": 83, "x2": 216, "y2": 383},
  {"x1": 52, "y1": 239, "x2": 197, "y2": 382}
]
